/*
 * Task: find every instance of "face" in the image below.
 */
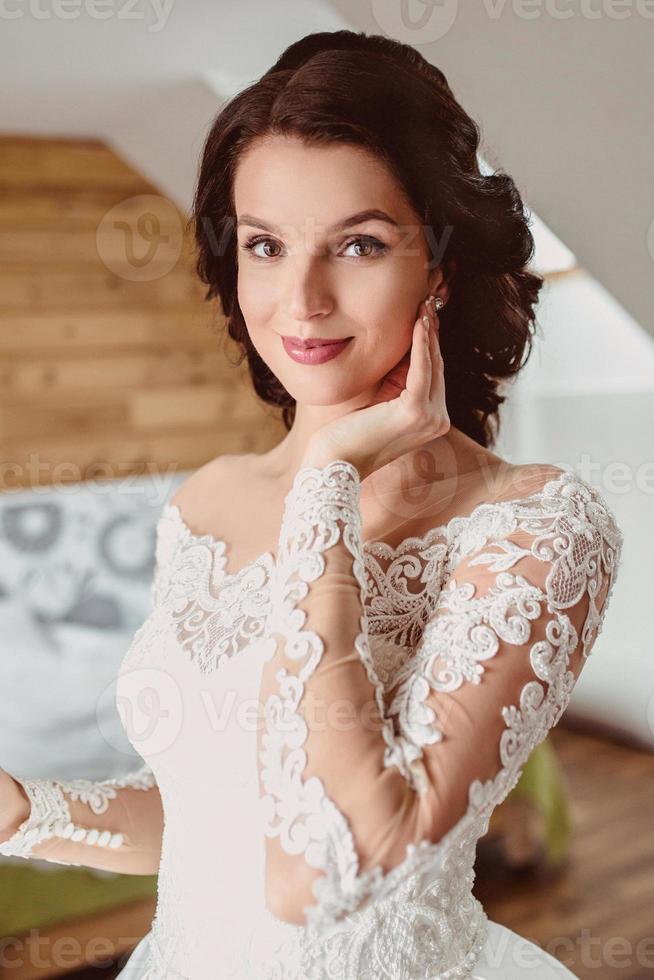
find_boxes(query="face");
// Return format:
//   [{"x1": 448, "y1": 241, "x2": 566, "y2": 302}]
[{"x1": 233, "y1": 134, "x2": 448, "y2": 411}]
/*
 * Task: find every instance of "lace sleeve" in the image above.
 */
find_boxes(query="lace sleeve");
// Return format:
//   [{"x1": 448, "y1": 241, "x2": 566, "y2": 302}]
[
  {"x1": 257, "y1": 460, "x2": 623, "y2": 927},
  {"x1": 0, "y1": 762, "x2": 162, "y2": 874}
]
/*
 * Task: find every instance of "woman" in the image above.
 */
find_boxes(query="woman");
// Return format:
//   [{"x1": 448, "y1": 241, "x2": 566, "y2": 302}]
[{"x1": 0, "y1": 30, "x2": 624, "y2": 979}]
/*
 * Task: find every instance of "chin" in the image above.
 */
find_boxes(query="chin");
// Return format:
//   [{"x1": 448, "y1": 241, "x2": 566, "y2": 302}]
[{"x1": 280, "y1": 376, "x2": 369, "y2": 406}]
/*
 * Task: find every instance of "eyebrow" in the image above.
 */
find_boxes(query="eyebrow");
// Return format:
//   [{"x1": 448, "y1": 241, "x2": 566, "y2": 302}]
[{"x1": 236, "y1": 209, "x2": 400, "y2": 234}]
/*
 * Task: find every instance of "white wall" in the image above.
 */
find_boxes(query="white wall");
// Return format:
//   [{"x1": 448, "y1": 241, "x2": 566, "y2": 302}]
[{"x1": 496, "y1": 272, "x2": 654, "y2": 748}]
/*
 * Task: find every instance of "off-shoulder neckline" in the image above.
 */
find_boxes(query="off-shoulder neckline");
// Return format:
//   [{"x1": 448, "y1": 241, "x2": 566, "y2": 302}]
[{"x1": 158, "y1": 465, "x2": 592, "y2": 584}]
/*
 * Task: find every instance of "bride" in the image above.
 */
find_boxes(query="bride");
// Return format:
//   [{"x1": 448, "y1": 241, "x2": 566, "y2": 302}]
[{"x1": 0, "y1": 30, "x2": 623, "y2": 979}]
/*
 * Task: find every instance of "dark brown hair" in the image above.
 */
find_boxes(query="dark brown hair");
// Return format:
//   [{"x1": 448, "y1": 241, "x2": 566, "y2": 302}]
[{"x1": 189, "y1": 30, "x2": 543, "y2": 447}]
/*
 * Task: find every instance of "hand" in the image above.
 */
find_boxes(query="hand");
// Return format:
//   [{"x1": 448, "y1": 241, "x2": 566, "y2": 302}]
[{"x1": 300, "y1": 296, "x2": 450, "y2": 481}]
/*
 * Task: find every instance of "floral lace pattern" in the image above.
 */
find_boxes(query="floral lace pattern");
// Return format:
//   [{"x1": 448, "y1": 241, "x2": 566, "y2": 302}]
[
  {"x1": 255, "y1": 461, "x2": 622, "y2": 974},
  {"x1": 114, "y1": 461, "x2": 622, "y2": 979},
  {"x1": 0, "y1": 764, "x2": 156, "y2": 860}
]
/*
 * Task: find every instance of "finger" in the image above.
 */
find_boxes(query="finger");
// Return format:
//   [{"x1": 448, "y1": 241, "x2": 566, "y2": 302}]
[
  {"x1": 425, "y1": 298, "x2": 444, "y2": 403},
  {"x1": 422, "y1": 300, "x2": 437, "y2": 405},
  {"x1": 406, "y1": 301, "x2": 432, "y2": 403}
]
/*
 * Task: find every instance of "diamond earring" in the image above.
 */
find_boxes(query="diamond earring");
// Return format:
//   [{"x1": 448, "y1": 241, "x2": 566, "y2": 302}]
[{"x1": 428, "y1": 295, "x2": 445, "y2": 312}]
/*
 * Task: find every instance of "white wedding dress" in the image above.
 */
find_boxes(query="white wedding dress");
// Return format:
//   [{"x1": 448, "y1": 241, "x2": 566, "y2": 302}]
[{"x1": 2, "y1": 459, "x2": 624, "y2": 979}]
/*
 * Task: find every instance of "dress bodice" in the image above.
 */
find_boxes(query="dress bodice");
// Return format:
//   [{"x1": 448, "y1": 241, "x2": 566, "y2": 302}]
[{"x1": 115, "y1": 461, "x2": 623, "y2": 979}]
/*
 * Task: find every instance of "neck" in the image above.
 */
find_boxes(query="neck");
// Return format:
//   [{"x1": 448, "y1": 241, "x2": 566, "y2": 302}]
[
  {"x1": 265, "y1": 416, "x2": 509, "y2": 505},
  {"x1": 271, "y1": 391, "x2": 375, "y2": 477}
]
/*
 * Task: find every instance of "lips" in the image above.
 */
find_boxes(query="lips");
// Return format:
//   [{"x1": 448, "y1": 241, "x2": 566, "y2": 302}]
[
  {"x1": 281, "y1": 336, "x2": 353, "y2": 365},
  {"x1": 283, "y1": 336, "x2": 352, "y2": 349}
]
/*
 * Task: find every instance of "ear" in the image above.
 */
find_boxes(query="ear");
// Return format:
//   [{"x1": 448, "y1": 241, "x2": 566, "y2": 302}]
[{"x1": 428, "y1": 259, "x2": 456, "y2": 306}]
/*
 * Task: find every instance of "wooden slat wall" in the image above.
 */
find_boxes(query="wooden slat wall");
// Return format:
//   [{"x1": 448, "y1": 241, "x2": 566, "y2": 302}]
[{"x1": 0, "y1": 136, "x2": 284, "y2": 490}]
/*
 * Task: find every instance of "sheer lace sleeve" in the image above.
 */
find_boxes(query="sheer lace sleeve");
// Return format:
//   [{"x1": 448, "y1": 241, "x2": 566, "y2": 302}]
[
  {"x1": 0, "y1": 515, "x2": 170, "y2": 876},
  {"x1": 0, "y1": 762, "x2": 162, "y2": 874},
  {"x1": 257, "y1": 460, "x2": 623, "y2": 927}
]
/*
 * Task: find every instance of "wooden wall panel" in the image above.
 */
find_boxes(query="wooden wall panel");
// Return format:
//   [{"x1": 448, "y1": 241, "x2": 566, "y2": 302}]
[{"x1": 0, "y1": 136, "x2": 285, "y2": 490}]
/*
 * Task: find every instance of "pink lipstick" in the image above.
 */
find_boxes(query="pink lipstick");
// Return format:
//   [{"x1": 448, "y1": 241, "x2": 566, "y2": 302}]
[{"x1": 282, "y1": 336, "x2": 353, "y2": 365}]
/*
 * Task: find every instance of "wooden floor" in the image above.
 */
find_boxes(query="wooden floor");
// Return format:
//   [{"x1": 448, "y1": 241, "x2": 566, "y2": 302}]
[
  {"x1": 64, "y1": 725, "x2": 654, "y2": 980},
  {"x1": 474, "y1": 725, "x2": 654, "y2": 979}
]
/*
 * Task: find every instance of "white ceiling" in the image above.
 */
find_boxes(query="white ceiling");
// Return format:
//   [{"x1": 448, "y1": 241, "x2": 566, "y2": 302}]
[{"x1": 1, "y1": 0, "x2": 651, "y2": 336}]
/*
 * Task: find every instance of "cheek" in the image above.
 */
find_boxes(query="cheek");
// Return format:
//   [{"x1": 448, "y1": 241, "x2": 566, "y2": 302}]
[
  {"x1": 237, "y1": 276, "x2": 277, "y2": 349},
  {"x1": 372, "y1": 326, "x2": 415, "y2": 380},
  {"x1": 360, "y1": 301, "x2": 417, "y2": 371},
  {"x1": 237, "y1": 270, "x2": 269, "y2": 316}
]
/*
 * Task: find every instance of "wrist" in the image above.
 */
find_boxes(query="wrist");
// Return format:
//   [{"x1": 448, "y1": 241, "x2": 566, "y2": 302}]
[{"x1": 299, "y1": 445, "x2": 367, "y2": 481}]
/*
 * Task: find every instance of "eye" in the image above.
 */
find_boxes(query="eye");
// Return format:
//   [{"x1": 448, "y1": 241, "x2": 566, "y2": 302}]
[
  {"x1": 238, "y1": 233, "x2": 389, "y2": 261},
  {"x1": 239, "y1": 236, "x2": 282, "y2": 260},
  {"x1": 340, "y1": 235, "x2": 388, "y2": 259}
]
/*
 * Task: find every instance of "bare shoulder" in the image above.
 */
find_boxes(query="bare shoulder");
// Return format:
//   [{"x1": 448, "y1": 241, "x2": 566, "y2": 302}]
[
  {"x1": 168, "y1": 452, "x2": 255, "y2": 520},
  {"x1": 166, "y1": 449, "x2": 284, "y2": 555},
  {"x1": 493, "y1": 461, "x2": 568, "y2": 500}
]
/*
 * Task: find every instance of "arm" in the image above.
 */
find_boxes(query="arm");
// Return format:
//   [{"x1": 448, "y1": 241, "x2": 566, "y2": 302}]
[
  {"x1": 258, "y1": 460, "x2": 623, "y2": 926},
  {"x1": 0, "y1": 762, "x2": 162, "y2": 874}
]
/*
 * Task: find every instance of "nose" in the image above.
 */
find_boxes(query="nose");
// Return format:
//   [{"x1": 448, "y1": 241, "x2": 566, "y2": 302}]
[{"x1": 280, "y1": 256, "x2": 333, "y2": 322}]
